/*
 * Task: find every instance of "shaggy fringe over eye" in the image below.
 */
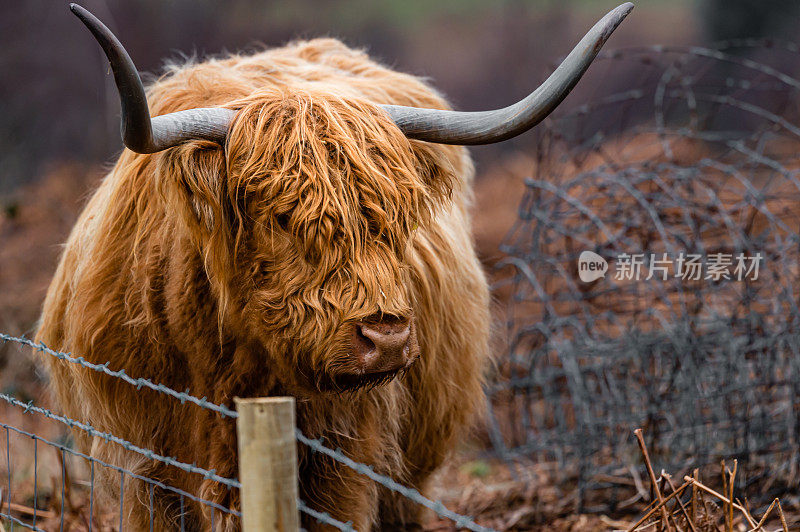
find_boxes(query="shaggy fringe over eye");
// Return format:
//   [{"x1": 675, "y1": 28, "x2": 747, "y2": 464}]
[{"x1": 224, "y1": 88, "x2": 453, "y2": 259}]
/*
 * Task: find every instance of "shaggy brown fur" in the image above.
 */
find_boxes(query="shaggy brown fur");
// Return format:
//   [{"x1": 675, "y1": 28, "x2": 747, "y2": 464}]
[{"x1": 37, "y1": 38, "x2": 489, "y2": 530}]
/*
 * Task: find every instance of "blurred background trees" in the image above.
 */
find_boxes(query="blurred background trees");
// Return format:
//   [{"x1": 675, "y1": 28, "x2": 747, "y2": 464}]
[
  {"x1": 0, "y1": 0, "x2": 707, "y2": 193},
  {"x1": 4, "y1": 0, "x2": 800, "y2": 194}
]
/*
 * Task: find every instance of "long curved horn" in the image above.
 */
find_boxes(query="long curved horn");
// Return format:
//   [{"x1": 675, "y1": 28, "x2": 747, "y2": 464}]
[
  {"x1": 70, "y1": 4, "x2": 235, "y2": 153},
  {"x1": 379, "y1": 3, "x2": 633, "y2": 145}
]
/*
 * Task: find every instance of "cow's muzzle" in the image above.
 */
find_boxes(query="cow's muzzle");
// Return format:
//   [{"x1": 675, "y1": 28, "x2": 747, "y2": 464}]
[{"x1": 327, "y1": 314, "x2": 418, "y2": 390}]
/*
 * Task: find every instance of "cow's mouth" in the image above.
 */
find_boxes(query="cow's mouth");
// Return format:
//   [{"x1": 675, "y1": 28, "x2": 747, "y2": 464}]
[{"x1": 319, "y1": 365, "x2": 411, "y2": 393}]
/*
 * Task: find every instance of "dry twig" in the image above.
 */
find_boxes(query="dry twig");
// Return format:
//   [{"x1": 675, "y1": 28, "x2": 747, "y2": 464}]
[{"x1": 634, "y1": 429, "x2": 673, "y2": 531}]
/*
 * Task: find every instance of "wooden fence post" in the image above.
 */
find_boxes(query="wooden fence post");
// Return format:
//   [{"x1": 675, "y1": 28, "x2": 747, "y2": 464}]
[{"x1": 235, "y1": 397, "x2": 299, "y2": 532}]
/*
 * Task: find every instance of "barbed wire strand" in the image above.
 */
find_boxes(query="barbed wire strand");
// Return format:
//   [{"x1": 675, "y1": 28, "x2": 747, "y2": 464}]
[
  {"x1": 296, "y1": 431, "x2": 494, "y2": 532},
  {"x1": 0, "y1": 511, "x2": 44, "y2": 532},
  {"x1": 0, "y1": 333, "x2": 237, "y2": 419}
]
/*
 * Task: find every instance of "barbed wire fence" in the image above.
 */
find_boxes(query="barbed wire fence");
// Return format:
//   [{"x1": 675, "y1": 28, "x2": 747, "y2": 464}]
[
  {"x1": 0, "y1": 333, "x2": 494, "y2": 531},
  {"x1": 484, "y1": 41, "x2": 800, "y2": 514}
]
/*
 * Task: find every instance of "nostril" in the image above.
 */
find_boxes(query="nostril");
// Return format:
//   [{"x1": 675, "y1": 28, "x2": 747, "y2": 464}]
[{"x1": 351, "y1": 324, "x2": 378, "y2": 366}]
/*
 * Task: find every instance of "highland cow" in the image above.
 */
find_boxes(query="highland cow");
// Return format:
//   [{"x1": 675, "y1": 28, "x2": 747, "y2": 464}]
[{"x1": 36, "y1": 3, "x2": 631, "y2": 530}]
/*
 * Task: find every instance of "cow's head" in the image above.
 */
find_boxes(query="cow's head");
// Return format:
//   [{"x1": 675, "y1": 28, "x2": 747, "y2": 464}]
[
  {"x1": 70, "y1": 3, "x2": 631, "y2": 394},
  {"x1": 220, "y1": 89, "x2": 449, "y2": 393}
]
